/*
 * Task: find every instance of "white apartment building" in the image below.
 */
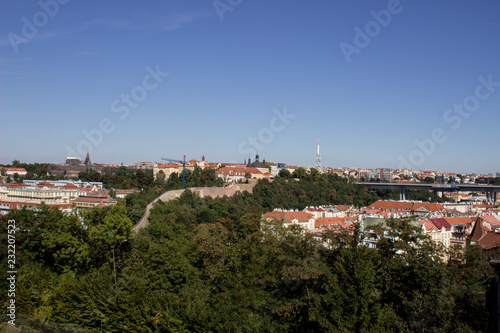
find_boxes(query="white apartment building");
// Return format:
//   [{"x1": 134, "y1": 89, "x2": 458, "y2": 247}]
[{"x1": 0, "y1": 186, "x2": 86, "y2": 204}]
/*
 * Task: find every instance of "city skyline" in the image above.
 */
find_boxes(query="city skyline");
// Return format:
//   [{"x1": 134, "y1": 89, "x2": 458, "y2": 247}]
[
  {"x1": 1, "y1": 0, "x2": 499, "y2": 174},
  {"x1": 2, "y1": 151, "x2": 499, "y2": 178}
]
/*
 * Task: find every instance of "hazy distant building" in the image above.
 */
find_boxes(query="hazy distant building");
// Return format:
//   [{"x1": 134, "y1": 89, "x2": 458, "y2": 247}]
[
  {"x1": 247, "y1": 154, "x2": 267, "y2": 168},
  {"x1": 215, "y1": 166, "x2": 264, "y2": 182},
  {"x1": 66, "y1": 157, "x2": 82, "y2": 166},
  {"x1": 382, "y1": 169, "x2": 393, "y2": 182},
  {"x1": 84, "y1": 152, "x2": 92, "y2": 166},
  {"x1": 3, "y1": 168, "x2": 27, "y2": 176},
  {"x1": 73, "y1": 195, "x2": 117, "y2": 209},
  {"x1": 51, "y1": 153, "x2": 95, "y2": 178},
  {"x1": 134, "y1": 161, "x2": 154, "y2": 170},
  {"x1": 247, "y1": 154, "x2": 270, "y2": 175}
]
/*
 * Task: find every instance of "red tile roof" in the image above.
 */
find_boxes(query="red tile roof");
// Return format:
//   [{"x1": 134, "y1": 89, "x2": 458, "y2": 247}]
[
  {"x1": 37, "y1": 181, "x2": 55, "y2": 188},
  {"x1": 478, "y1": 232, "x2": 500, "y2": 250},
  {"x1": 369, "y1": 201, "x2": 414, "y2": 211},
  {"x1": 481, "y1": 215, "x2": 500, "y2": 227},
  {"x1": 157, "y1": 163, "x2": 179, "y2": 168},
  {"x1": 430, "y1": 218, "x2": 452, "y2": 231},
  {"x1": 413, "y1": 202, "x2": 445, "y2": 212},
  {"x1": 335, "y1": 205, "x2": 352, "y2": 212},
  {"x1": 315, "y1": 217, "x2": 356, "y2": 228},
  {"x1": 419, "y1": 220, "x2": 436, "y2": 232},
  {"x1": 445, "y1": 217, "x2": 474, "y2": 226},
  {"x1": 4, "y1": 168, "x2": 27, "y2": 172},
  {"x1": 264, "y1": 211, "x2": 314, "y2": 223},
  {"x1": 369, "y1": 200, "x2": 444, "y2": 212}
]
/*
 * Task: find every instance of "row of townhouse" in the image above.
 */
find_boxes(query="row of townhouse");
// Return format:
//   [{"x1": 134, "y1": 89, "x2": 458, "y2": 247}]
[
  {"x1": 262, "y1": 200, "x2": 448, "y2": 234},
  {"x1": 262, "y1": 200, "x2": 500, "y2": 253},
  {"x1": 364, "y1": 214, "x2": 500, "y2": 251},
  {"x1": 323, "y1": 166, "x2": 491, "y2": 185},
  {"x1": 152, "y1": 157, "x2": 221, "y2": 179},
  {"x1": 366, "y1": 200, "x2": 448, "y2": 217},
  {"x1": 261, "y1": 209, "x2": 408, "y2": 249},
  {"x1": 263, "y1": 205, "x2": 361, "y2": 230}
]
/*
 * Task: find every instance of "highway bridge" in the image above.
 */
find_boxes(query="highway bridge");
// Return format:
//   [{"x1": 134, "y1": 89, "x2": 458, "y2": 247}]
[{"x1": 355, "y1": 182, "x2": 500, "y2": 204}]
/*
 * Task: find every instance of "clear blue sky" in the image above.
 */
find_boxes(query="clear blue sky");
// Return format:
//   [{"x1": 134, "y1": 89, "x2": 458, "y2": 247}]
[{"x1": 1, "y1": 0, "x2": 499, "y2": 174}]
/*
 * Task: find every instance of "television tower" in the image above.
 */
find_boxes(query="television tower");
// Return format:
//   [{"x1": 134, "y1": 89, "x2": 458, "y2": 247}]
[{"x1": 316, "y1": 139, "x2": 321, "y2": 168}]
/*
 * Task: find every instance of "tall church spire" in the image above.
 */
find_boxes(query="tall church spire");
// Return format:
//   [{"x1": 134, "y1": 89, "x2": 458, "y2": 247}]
[{"x1": 84, "y1": 151, "x2": 92, "y2": 166}]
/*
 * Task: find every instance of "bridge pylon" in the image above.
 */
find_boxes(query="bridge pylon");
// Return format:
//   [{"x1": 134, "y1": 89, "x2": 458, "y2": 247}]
[{"x1": 399, "y1": 188, "x2": 411, "y2": 201}]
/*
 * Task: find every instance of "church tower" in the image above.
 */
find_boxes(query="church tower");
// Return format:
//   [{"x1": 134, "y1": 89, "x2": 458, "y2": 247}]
[{"x1": 84, "y1": 151, "x2": 92, "y2": 166}]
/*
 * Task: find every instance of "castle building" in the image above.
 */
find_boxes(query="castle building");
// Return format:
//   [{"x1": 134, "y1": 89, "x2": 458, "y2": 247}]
[
  {"x1": 247, "y1": 154, "x2": 267, "y2": 168},
  {"x1": 247, "y1": 154, "x2": 269, "y2": 174}
]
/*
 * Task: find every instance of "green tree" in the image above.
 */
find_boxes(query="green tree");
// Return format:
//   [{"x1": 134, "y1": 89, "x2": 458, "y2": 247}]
[
  {"x1": 89, "y1": 206, "x2": 133, "y2": 284},
  {"x1": 193, "y1": 222, "x2": 229, "y2": 284},
  {"x1": 41, "y1": 214, "x2": 93, "y2": 274},
  {"x1": 292, "y1": 167, "x2": 307, "y2": 179},
  {"x1": 278, "y1": 169, "x2": 291, "y2": 178},
  {"x1": 308, "y1": 168, "x2": 321, "y2": 182}
]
